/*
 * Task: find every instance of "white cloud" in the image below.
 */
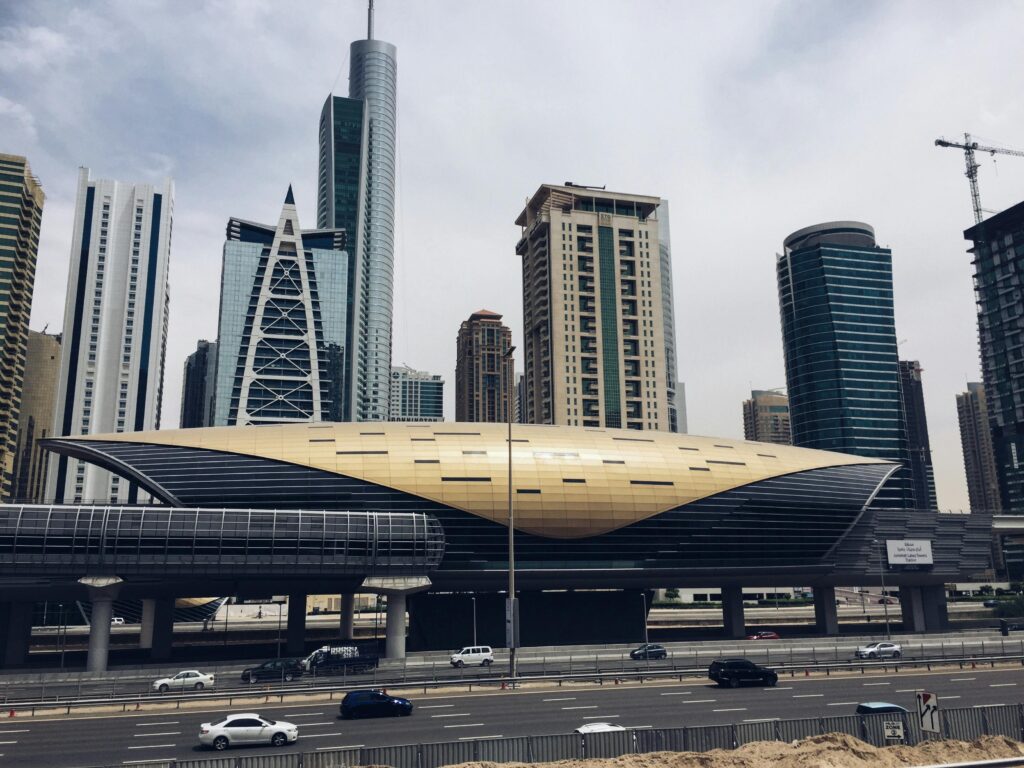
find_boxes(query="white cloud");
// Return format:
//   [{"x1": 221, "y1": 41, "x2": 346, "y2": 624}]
[{"x1": 0, "y1": 94, "x2": 37, "y2": 144}]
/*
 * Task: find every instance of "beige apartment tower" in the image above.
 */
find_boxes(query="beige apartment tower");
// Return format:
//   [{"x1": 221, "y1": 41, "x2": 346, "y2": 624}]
[
  {"x1": 12, "y1": 330, "x2": 61, "y2": 501},
  {"x1": 516, "y1": 184, "x2": 669, "y2": 430},
  {"x1": 742, "y1": 390, "x2": 792, "y2": 445},
  {"x1": 957, "y1": 382, "x2": 1001, "y2": 512},
  {"x1": 455, "y1": 310, "x2": 514, "y2": 422}
]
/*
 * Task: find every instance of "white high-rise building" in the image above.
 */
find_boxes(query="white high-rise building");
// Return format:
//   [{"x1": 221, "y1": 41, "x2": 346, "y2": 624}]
[{"x1": 48, "y1": 168, "x2": 173, "y2": 503}]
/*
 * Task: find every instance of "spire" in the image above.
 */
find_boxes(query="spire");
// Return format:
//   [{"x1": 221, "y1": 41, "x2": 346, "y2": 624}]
[
  {"x1": 367, "y1": 0, "x2": 374, "y2": 39},
  {"x1": 285, "y1": 184, "x2": 295, "y2": 205}
]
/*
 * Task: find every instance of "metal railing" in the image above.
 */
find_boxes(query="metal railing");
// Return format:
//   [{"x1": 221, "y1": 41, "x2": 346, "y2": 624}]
[{"x1": 79, "y1": 703, "x2": 1024, "y2": 768}]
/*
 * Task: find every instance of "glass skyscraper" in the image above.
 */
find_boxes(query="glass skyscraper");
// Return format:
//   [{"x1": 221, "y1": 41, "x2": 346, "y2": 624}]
[
  {"x1": 777, "y1": 221, "x2": 914, "y2": 509},
  {"x1": 317, "y1": 31, "x2": 397, "y2": 423}
]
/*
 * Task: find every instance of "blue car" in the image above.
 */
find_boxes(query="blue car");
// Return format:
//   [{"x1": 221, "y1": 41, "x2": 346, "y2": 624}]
[{"x1": 339, "y1": 690, "x2": 413, "y2": 719}]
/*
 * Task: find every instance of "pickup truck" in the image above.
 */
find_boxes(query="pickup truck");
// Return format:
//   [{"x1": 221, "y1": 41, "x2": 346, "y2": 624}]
[{"x1": 301, "y1": 645, "x2": 379, "y2": 675}]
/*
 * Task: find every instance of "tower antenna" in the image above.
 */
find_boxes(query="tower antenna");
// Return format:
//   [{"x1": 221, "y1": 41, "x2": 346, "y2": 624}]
[{"x1": 368, "y1": 0, "x2": 374, "y2": 39}]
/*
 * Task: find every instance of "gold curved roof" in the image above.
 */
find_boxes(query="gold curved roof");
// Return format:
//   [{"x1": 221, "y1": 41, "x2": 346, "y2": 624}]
[{"x1": 71, "y1": 423, "x2": 892, "y2": 539}]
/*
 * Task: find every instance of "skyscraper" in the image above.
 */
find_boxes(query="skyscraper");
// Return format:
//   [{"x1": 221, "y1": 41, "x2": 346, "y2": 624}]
[
  {"x1": 389, "y1": 365, "x2": 443, "y2": 421},
  {"x1": 180, "y1": 339, "x2": 217, "y2": 428},
  {"x1": 657, "y1": 201, "x2": 683, "y2": 433},
  {"x1": 516, "y1": 184, "x2": 670, "y2": 430},
  {"x1": 317, "y1": 10, "x2": 397, "y2": 422},
  {"x1": 742, "y1": 390, "x2": 791, "y2": 445},
  {"x1": 213, "y1": 189, "x2": 346, "y2": 426},
  {"x1": 898, "y1": 360, "x2": 938, "y2": 510},
  {"x1": 964, "y1": 202, "x2": 1024, "y2": 512},
  {"x1": 12, "y1": 330, "x2": 60, "y2": 502},
  {"x1": 0, "y1": 154, "x2": 44, "y2": 500},
  {"x1": 455, "y1": 310, "x2": 514, "y2": 423},
  {"x1": 957, "y1": 383, "x2": 1001, "y2": 513},
  {"x1": 48, "y1": 168, "x2": 173, "y2": 504},
  {"x1": 777, "y1": 221, "x2": 913, "y2": 509}
]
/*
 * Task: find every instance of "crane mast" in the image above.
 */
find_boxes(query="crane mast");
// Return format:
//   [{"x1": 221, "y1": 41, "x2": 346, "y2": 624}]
[{"x1": 935, "y1": 133, "x2": 1024, "y2": 224}]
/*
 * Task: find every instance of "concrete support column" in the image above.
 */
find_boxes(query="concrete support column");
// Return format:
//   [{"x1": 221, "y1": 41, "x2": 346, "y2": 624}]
[
  {"x1": 87, "y1": 596, "x2": 114, "y2": 674},
  {"x1": 286, "y1": 593, "x2": 307, "y2": 656},
  {"x1": 385, "y1": 592, "x2": 407, "y2": 659},
  {"x1": 921, "y1": 584, "x2": 949, "y2": 632},
  {"x1": 340, "y1": 593, "x2": 356, "y2": 641},
  {"x1": 151, "y1": 598, "x2": 175, "y2": 660},
  {"x1": 721, "y1": 585, "x2": 746, "y2": 639},
  {"x1": 140, "y1": 599, "x2": 156, "y2": 649},
  {"x1": 813, "y1": 586, "x2": 839, "y2": 635},
  {"x1": 0, "y1": 602, "x2": 34, "y2": 668},
  {"x1": 900, "y1": 587, "x2": 926, "y2": 633}
]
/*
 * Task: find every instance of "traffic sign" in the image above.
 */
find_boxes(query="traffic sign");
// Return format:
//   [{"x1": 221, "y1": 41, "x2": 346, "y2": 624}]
[
  {"x1": 883, "y1": 720, "x2": 905, "y2": 740},
  {"x1": 917, "y1": 691, "x2": 940, "y2": 734}
]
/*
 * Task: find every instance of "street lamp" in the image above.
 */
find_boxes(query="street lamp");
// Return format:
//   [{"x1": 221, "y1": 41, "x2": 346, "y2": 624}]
[
  {"x1": 873, "y1": 538, "x2": 891, "y2": 640},
  {"x1": 276, "y1": 602, "x2": 285, "y2": 658},
  {"x1": 471, "y1": 596, "x2": 477, "y2": 647},
  {"x1": 640, "y1": 592, "x2": 649, "y2": 645},
  {"x1": 504, "y1": 344, "x2": 518, "y2": 681}
]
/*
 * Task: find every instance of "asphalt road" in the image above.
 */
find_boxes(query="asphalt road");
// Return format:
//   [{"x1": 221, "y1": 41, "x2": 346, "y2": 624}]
[{"x1": 3, "y1": 665, "x2": 1024, "y2": 768}]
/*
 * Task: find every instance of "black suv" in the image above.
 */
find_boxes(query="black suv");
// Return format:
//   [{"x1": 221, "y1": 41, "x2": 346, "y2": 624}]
[
  {"x1": 630, "y1": 643, "x2": 668, "y2": 660},
  {"x1": 339, "y1": 690, "x2": 413, "y2": 719},
  {"x1": 708, "y1": 658, "x2": 778, "y2": 688},
  {"x1": 240, "y1": 658, "x2": 304, "y2": 683}
]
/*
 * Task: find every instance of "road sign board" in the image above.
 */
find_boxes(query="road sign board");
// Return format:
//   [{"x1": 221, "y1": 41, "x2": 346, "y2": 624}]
[
  {"x1": 883, "y1": 720, "x2": 905, "y2": 740},
  {"x1": 917, "y1": 691, "x2": 940, "y2": 734}
]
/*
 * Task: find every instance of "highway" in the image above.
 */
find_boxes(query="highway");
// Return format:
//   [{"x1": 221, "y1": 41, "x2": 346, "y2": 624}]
[{"x1": 2, "y1": 665, "x2": 1024, "y2": 767}]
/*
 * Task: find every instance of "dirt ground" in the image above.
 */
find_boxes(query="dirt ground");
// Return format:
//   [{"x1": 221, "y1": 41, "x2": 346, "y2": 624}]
[{"x1": 443, "y1": 733, "x2": 1024, "y2": 768}]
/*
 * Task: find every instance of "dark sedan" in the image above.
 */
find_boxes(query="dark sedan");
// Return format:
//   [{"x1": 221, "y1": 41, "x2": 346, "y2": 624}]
[
  {"x1": 629, "y1": 643, "x2": 668, "y2": 660},
  {"x1": 708, "y1": 658, "x2": 778, "y2": 688},
  {"x1": 339, "y1": 690, "x2": 413, "y2": 719},
  {"x1": 240, "y1": 658, "x2": 304, "y2": 684}
]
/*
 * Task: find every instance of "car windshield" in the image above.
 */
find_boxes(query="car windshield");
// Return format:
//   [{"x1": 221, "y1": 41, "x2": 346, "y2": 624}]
[{"x1": 264, "y1": 719, "x2": 276, "y2": 725}]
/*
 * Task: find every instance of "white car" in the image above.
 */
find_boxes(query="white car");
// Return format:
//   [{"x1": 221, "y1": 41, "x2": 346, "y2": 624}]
[
  {"x1": 110, "y1": 617, "x2": 125, "y2": 626},
  {"x1": 450, "y1": 645, "x2": 494, "y2": 667},
  {"x1": 153, "y1": 670, "x2": 216, "y2": 693},
  {"x1": 575, "y1": 722, "x2": 626, "y2": 734},
  {"x1": 199, "y1": 713, "x2": 298, "y2": 750},
  {"x1": 855, "y1": 641, "x2": 902, "y2": 659}
]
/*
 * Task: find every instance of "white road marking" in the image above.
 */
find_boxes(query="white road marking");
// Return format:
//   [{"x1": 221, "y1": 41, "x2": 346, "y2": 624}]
[
  {"x1": 431, "y1": 713, "x2": 472, "y2": 718},
  {"x1": 127, "y1": 744, "x2": 177, "y2": 750},
  {"x1": 975, "y1": 704, "x2": 1002, "y2": 708},
  {"x1": 991, "y1": 683, "x2": 1017, "y2": 687},
  {"x1": 583, "y1": 715, "x2": 620, "y2": 719},
  {"x1": 765, "y1": 687, "x2": 793, "y2": 691},
  {"x1": 793, "y1": 694, "x2": 824, "y2": 698},
  {"x1": 826, "y1": 702, "x2": 858, "y2": 707},
  {"x1": 681, "y1": 699, "x2": 717, "y2": 704},
  {"x1": 286, "y1": 712, "x2": 326, "y2": 717},
  {"x1": 0, "y1": 730, "x2": 30, "y2": 734},
  {"x1": 443, "y1": 723, "x2": 484, "y2": 728},
  {"x1": 896, "y1": 689, "x2": 922, "y2": 693},
  {"x1": 460, "y1": 735, "x2": 503, "y2": 740},
  {"x1": 944, "y1": 696, "x2": 961, "y2": 700},
  {"x1": 713, "y1": 708, "x2": 747, "y2": 712},
  {"x1": 543, "y1": 697, "x2": 576, "y2": 702},
  {"x1": 133, "y1": 732, "x2": 181, "y2": 737},
  {"x1": 743, "y1": 718, "x2": 779, "y2": 722},
  {"x1": 303, "y1": 733, "x2": 350, "y2": 738},
  {"x1": 418, "y1": 704, "x2": 456, "y2": 709},
  {"x1": 624, "y1": 725, "x2": 653, "y2": 729},
  {"x1": 0, "y1": 741, "x2": 16, "y2": 746},
  {"x1": 659, "y1": 691, "x2": 692, "y2": 696},
  {"x1": 562, "y1": 705, "x2": 598, "y2": 710},
  {"x1": 134, "y1": 721, "x2": 178, "y2": 727},
  {"x1": 293, "y1": 722, "x2": 334, "y2": 727},
  {"x1": 315, "y1": 744, "x2": 364, "y2": 750},
  {"x1": 863, "y1": 682, "x2": 890, "y2": 686},
  {"x1": 124, "y1": 760, "x2": 177, "y2": 765},
  {"x1": 950, "y1": 677, "x2": 976, "y2": 681}
]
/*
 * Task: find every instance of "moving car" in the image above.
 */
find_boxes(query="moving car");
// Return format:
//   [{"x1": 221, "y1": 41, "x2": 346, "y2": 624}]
[
  {"x1": 110, "y1": 617, "x2": 125, "y2": 626},
  {"x1": 301, "y1": 645, "x2": 379, "y2": 675},
  {"x1": 877, "y1": 597, "x2": 897, "y2": 605},
  {"x1": 984, "y1": 599, "x2": 1000, "y2": 608},
  {"x1": 339, "y1": 690, "x2": 413, "y2": 719},
  {"x1": 746, "y1": 630, "x2": 780, "y2": 640},
  {"x1": 153, "y1": 669, "x2": 215, "y2": 693},
  {"x1": 240, "y1": 658, "x2": 304, "y2": 683},
  {"x1": 575, "y1": 722, "x2": 626, "y2": 734},
  {"x1": 629, "y1": 643, "x2": 668, "y2": 660},
  {"x1": 855, "y1": 702, "x2": 909, "y2": 715},
  {"x1": 450, "y1": 645, "x2": 494, "y2": 667},
  {"x1": 198, "y1": 713, "x2": 298, "y2": 750},
  {"x1": 854, "y1": 641, "x2": 902, "y2": 659},
  {"x1": 707, "y1": 658, "x2": 778, "y2": 688}
]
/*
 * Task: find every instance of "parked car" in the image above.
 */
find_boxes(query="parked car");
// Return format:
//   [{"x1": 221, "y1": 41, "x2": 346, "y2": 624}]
[
  {"x1": 240, "y1": 658, "x2": 304, "y2": 683},
  {"x1": 110, "y1": 617, "x2": 125, "y2": 626},
  {"x1": 707, "y1": 658, "x2": 778, "y2": 688},
  {"x1": 629, "y1": 643, "x2": 668, "y2": 660},
  {"x1": 198, "y1": 713, "x2": 298, "y2": 750},
  {"x1": 746, "y1": 630, "x2": 780, "y2": 640},
  {"x1": 153, "y1": 669, "x2": 215, "y2": 693},
  {"x1": 855, "y1": 702, "x2": 909, "y2": 715},
  {"x1": 855, "y1": 641, "x2": 902, "y2": 659},
  {"x1": 450, "y1": 645, "x2": 494, "y2": 667},
  {"x1": 339, "y1": 690, "x2": 413, "y2": 719},
  {"x1": 575, "y1": 722, "x2": 626, "y2": 734}
]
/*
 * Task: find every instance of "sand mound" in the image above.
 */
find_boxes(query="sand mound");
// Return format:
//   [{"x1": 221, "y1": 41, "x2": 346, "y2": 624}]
[{"x1": 444, "y1": 733, "x2": 1024, "y2": 768}]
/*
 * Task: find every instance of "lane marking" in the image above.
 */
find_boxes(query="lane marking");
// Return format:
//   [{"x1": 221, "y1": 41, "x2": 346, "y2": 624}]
[
  {"x1": 743, "y1": 718, "x2": 778, "y2": 723},
  {"x1": 863, "y1": 682, "x2": 890, "y2": 686},
  {"x1": 713, "y1": 708, "x2": 747, "y2": 712},
  {"x1": 793, "y1": 694, "x2": 824, "y2": 698},
  {"x1": 944, "y1": 696, "x2": 961, "y2": 700},
  {"x1": 133, "y1": 732, "x2": 181, "y2": 737},
  {"x1": 431, "y1": 713, "x2": 472, "y2": 718},
  {"x1": 127, "y1": 744, "x2": 177, "y2": 750},
  {"x1": 419, "y1": 704, "x2": 456, "y2": 709},
  {"x1": 285, "y1": 712, "x2": 326, "y2": 717},
  {"x1": 991, "y1": 683, "x2": 1018, "y2": 687},
  {"x1": 0, "y1": 741, "x2": 16, "y2": 745},
  {"x1": 316, "y1": 744, "x2": 364, "y2": 750},
  {"x1": 124, "y1": 760, "x2": 176, "y2": 765},
  {"x1": 950, "y1": 677, "x2": 976, "y2": 681},
  {"x1": 660, "y1": 692, "x2": 691, "y2": 696},
  {"x1": 562, "y1": 705, "x2": 598, "y2": 710},
  {"x1": 544, "y1": 697, "x2": 576, "y2": 702},
  {"x1": 624, "y1": 725, "x2": 653, "y2": 729},
  {"x1": 681, "y1": 699, "x2": 717, "y2": 704},
  {"x1": 461, "y1": 735, "x2": 503, "y2": 740},
  {"x1": 583, "y1": 715, "x2": 620, "y2": 719},
  {"x1": 827, "y1": 702, "x2": 859, "y2": 707},
  {"x1": 443, "y1": 723, "x2": 484, "y2": 728},
  {"x1": 896, "y1": 689, "x2": 923, "y2": 693},
  {"x1": 765, "y1": 687, "x2": 793, "y2": 691},
  {"x1": 303, "y1": 732, "x2": 350, "y2": 738},
  {"x1": 134, "y1": 721, "x2": 178, "y2": 727},
  {"x1": 292, "y1": 722, "x2": 334, "y2": 727},
  {"x1": 975, "y1": 704, "x2": 1003, "y2": 708},
  {"x1": 0, "y1": 730, "x2": 30, "y2": 734}
]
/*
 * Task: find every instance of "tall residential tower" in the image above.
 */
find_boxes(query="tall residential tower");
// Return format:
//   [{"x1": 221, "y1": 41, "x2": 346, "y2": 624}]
[
  {"x1": 180, "y1": 339, "x2": 217, "y2": 428},
  {"x1": 0, "y1": 154, "x2": 44, "y2": 500},
  {"x1": 317, "y1": 10, "x2": 397, "y2": 422},
  {"x1": 455, "y1": 310, "x2": 514, "y2": 423},
  {"x1": 48, "y1": 168, "x2": 173, "y2": 503},
  {"x1": 742, "y1": 390, "x2": 791, "y2": 445},
  {"x1": 898, "y1": 360, "x2": 938, "y2": 510},
  {"x1": 957, "y1": 382, "x2": 1001, "y2": 513},
  {"x1": 12, "y1": 330, "x2": 61, "y2": 502},
  {"x1": 516, "y1": 184, "x2": 671, "y2": 430},
  {"x1": 389, "y1": 365, "x2": 444, "y2": 422}
]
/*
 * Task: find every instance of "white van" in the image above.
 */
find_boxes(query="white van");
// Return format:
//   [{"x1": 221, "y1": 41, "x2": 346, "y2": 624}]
[{"x1": 450, "y1": 645, "x2": 494, "y2": 667}]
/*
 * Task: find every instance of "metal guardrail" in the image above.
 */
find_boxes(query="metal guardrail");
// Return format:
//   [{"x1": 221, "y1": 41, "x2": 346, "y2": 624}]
[
  {"x1": 78, "y1": 703, "x2": 1024, "y2": 768},
  {"x1": 6, "y1": 653, "x2": 1024, "y2": 716}
]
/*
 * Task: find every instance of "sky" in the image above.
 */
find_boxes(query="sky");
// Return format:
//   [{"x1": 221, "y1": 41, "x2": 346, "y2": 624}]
[{"x1": 2, "y1": 0, "x2": 1024, "y2": 512}]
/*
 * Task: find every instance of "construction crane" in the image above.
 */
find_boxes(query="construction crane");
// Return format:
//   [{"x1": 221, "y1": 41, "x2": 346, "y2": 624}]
[{"x1": 935, "y1": 133, "x2": 1024, "y2": 224}]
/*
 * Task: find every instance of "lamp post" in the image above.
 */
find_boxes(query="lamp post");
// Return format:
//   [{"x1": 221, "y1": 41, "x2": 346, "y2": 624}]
[
  {"x1": 640, "y1": 592, "x2": 649, "y2": 645},
  {"x1": 504, "y1": 344, "x2": 517, "y2": 681},
  {"x1": 873, "y1": 539, "x2": 891, "y2": 640},
  {"x1": 276, "y1": 602, "x2": 284, "y2": 658},
  {"x1": 471, "y1": 596, "x2": 477, "y2": 647}
]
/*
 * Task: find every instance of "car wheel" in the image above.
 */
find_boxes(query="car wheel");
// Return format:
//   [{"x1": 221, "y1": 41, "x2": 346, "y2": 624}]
[
  {"x1": 482, "y1": 659, "x2": 492, "y2": 666},
  {"x1": 284, "y1": 672, "x2": 294, "y2": 682},
  {"x1": 271, "y1": 732, "x2": 287, "y2": 747},
  {"x1": 768, "y1": 677, "x2": 778, "y2": 687},
  {"x1": 248, "y1": 673, "x2": 257, "y2": 683},
  {"x1": 158, "y1": 684, "x2": 169, "y2": 693},
  {"x1": 213, "y1": 736, "x2": 229, "y2": 751},
  {"x1": 194, "y1": 682, "x2": 204, "y2": 691},
  {"x1": 868, "y1": 652, "x2": 877, "y2": 659},
  {"x1": 892, "y1": 651, "x2": 901, "y2": 659},
  {"x1": 729, "y1": 677, "x2": 739, "y2": 689},
  {"x1": 455, "y1": 660, "x2": 464, "y2": 668}
]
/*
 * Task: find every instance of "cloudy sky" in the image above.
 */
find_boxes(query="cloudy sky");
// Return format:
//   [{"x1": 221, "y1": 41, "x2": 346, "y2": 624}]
[{"x1": 3, "y1": 0, "x2": 1024, "y2": 511}]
